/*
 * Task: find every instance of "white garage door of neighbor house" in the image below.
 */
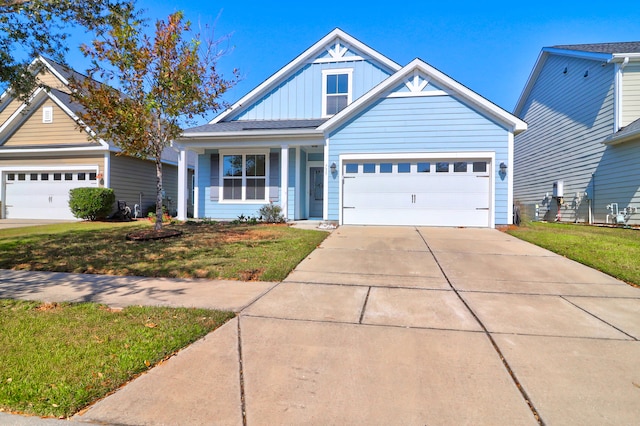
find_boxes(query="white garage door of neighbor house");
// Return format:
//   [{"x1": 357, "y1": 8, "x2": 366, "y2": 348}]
[
  {"x1": 342, "y1": 159, "x2": 491, "y2": 227},
  {"x1": 4, "y1": 171, "x2": 98, "y2": 220}
]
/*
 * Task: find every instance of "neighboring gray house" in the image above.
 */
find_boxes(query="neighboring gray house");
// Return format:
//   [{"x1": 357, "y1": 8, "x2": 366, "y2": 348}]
[
  {"x1": 174, "y1": 28, "x2": 526, "y2": 227},
  {"x1": 514, "y1": 42, "x2": 640, "y2": 225}
]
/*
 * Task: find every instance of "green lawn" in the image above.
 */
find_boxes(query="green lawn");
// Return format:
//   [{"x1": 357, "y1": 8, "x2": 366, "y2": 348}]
[
  {"x1": 507, "y1": 222, "x2": 640, "y2": 287},
  {"x1": 0, "y1": 300, "x2": 234, "y2": 418},
  {"x1": 0, "y1": 220, "x2": 328, "y2": 281}
]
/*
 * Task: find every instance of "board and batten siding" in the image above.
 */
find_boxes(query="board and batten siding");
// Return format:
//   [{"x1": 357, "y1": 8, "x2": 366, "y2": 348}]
[
  {"x1": 621, "y1": 63, "x2": 640, "y2": 128},
  {"x1": 514, "y1": 54, "x2": 615, "y2": 223},
  {"x1": 235, "y1": 60, "x2": 391, "y2": 121},
  {"x1": 3, "y1": 100, "x2": 95, "y2": 147},
  {"x1": 109, "y1": 154, "x2": 181, "y2": 215},
  {"x1": 327, "y1": 94, "x2": 510, "y2": 223}
]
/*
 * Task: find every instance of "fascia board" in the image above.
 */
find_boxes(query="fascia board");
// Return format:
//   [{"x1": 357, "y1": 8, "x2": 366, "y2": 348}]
[
  {"x1": 177, "y1": 138, "x2": 324, "y2": 150},
  {"x1": 0, "y1": 145, "x2": 108, "y2": 155},
  {"x1": 542, "y1": 47, "x2": 612, "y2": 62},
  {"x1": 610, "y1": 53, "x2": 640, "y2": 62},
  {"x1": 321, "y1": 58, "x2": 526, "y2": 134},
  {"x1": 0, "y1": 88, "x2": 46, "y2": 137},
  {"x1": 602, "y1": 131, "x2": 640, "y2": 145},
  {"x1": 210, "y1": 28, "x2": 401, "y2": 124},
  {"x1": 181, "y1": 129, "x2": 322, "y2": 139}
]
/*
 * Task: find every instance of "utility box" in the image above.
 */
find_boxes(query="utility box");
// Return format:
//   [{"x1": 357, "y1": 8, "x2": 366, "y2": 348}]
[{"x1": 553, "y1": 180, "x2": 564, "y2": 198}]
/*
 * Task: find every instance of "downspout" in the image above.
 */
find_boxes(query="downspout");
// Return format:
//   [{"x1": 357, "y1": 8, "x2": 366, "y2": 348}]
[{"x1": 612, "y1": 56, "x2": 629, "y2": 132}]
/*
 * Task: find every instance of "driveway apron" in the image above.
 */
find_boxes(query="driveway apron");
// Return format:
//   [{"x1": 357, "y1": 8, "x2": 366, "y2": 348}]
[{"x1": 74, "y1": 226, "x2": 640, "y2": 425}]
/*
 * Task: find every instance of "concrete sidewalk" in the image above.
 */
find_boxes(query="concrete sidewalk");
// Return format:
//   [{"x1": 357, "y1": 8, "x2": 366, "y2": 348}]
[{"x1": 2, "y1": 226, "x2": 640, "y2": 424}]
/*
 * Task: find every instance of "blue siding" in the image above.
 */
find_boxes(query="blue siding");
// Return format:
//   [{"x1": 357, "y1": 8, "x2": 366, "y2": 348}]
[
  {"x1": 328, "y1": 95, "x2": 510, "y2": 223},
  {"x1": 235, "y1": 60, "x2": 392, "y2": 120}
]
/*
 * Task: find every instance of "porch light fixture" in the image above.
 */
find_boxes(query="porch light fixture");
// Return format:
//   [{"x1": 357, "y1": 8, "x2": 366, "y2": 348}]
[
  {"x1": 499, "y1": 162, "x2": 508, "y2": 174},
  {"x1": 330, "y1": 162, "x2": 337, "y2": 173}
]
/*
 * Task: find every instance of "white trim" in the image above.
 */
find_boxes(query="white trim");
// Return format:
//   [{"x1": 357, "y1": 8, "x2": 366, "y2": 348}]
[
  {"x1": 319, "y1": 59, "x2": 526, "y2": 134},
  {"x1": 0, "y1": 146, "x2": 108, "y2": 154},
  {"x1": 0, "y1": 165, "x2": 100, "y2": 172},
  {"x1": 194, "y1": 155, "x2": 200, "y2": 219},
  {"x1": 387, "y1": 90, "x2": 447, "y2": 98},
  {"x1": 294, "y1": 148, "x2": 301, "y2": 220},
  {"x1": 338, "y1": 152, "x2": 496, "y2": 228},
  {"x1": 507, "y1": 132, "x2": 514, "y2": 226},
  {"x1": 614, "y1": 57, "x2": 629, "y2": 132},
  {"x1": 323, "y1": 138, "x2": 330, "y2": 221},
  {"x1": 210, "y1": 28, "x2": 401, "y2": 124},
  {"x1": 177, "y1": 146, "x2": 189, "y2": 220},
  {"x1": 103, "y1": 152, "x2": 110, "y2": 188},
  {"x1": 37, "y1": 56, "x2": 71, "y2": 86},
  {"x1": 312, "y1": 56, "x2": 365, "y2": 64},
  {"x1": 280, "y1": 145, "x2": 289, "y2": 219},
  {"x1": 321, "y1": 68, "x2": 353, "y2": 118}
]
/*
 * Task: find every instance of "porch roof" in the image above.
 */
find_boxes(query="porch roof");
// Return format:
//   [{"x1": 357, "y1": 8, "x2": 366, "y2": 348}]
[{"x1": 183, "y1": 119, "x2": 327, "y2": 135}]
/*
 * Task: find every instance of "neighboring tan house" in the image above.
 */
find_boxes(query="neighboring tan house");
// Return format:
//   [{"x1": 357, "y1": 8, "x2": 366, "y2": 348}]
[
  {"x1": 0, "y1": 56, "x2": 194, "y2": 220},
  {"x1": 173, "y1": 28, "x2": 526, "y2": 227},
  {"x1": 514, "y1": 42, "x2": 640, "y2": 225}
]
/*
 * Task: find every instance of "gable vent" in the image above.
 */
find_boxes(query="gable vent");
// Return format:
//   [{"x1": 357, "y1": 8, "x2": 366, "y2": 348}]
[{"x1": 42, "y1": 106, "x2": 53, "y2": 123}]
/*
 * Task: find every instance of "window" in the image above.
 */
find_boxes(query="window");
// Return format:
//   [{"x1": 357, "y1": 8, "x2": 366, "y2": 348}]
[
  {"x1": 323, "y1": 69, "x2": 352, "y2": 116},
  {"x1": 7, "y1": 173, "x2": 15, "y2": 181},
  {"x1": 18, "y1": 173, "x2": 25, "y2": 181},
  {"x1": 398, "y1": 163, "x2": 411, "y2": 173},
  {"x1": 436, "y1": 162, "x2": 449, "y2": 173},
  {"x1": 345, "y1": 164, "x2": 358, "y2": 174},
  {"x1": 473, "y1": 162, "x2": 487, "y2": 173},
  {"x1": 417, "y1": 162, "x2": 430, "y2": 173},
  {"x1": 363, "y1": 163, "x2": 375, "y2": 173},
  {"x1": 65, "y1": 173, "x2": 73, "y2": 181},
  {"x1": 380, "y1": 163, "x2": 392, "y2": 173},
  {"x1": 222, "y1": 154, "x2": 267, "y2": 201},
  {"x1": 78, "y1": 173, "x2": 86, "y2": 181},
  {"x1": 53, "y1": 173, "x2": 62, "y2": 180},
  {"x1": 89, "y1": 172, "x2": 97, "y2": 181},
  {"x1": 30, "y1": 173, "x2": 38, "y2": 181},
  {"x1": 41, "y1": 173, "x2": 49, "y2": 181},
  {"x1": 454, "y1": 162, "x2": 467, "y2": 173}
]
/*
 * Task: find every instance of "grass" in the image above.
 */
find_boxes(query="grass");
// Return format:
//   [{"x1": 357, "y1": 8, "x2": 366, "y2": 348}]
[
  {"x1": 0, "y1": 220, "x2": 328, "y2": 281},
  {"x1": 0, "y1": 299, "x2": 235, "y2": 418},
  {"x1": 507, "y1": 221, "x2": 640, "y2": 286}
]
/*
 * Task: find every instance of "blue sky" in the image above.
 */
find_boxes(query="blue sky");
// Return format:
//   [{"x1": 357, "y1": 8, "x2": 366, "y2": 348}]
[{"x1": 65, "y1": 0, "x2": 640, "y2": 124}]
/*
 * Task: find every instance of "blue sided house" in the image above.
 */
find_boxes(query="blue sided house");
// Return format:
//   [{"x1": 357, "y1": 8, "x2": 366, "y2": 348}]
[{"x1": 174, "y1": 29, "x2": 526, "y2": 227}]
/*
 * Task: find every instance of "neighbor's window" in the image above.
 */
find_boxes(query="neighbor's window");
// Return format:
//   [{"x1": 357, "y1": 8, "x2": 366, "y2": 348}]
[
  {"x1": 363, "y1": 163, "x2": 375, "y2": 173},
  {"x1": 323, "y1": 69, "x2": 352, "y2": 116},
  {"x1": 398, "y1": 163, "x2": 411, "y2": 173},
  {"x1": 454, "y1": 162, "x2": 467, "y2": 173},
  {"x1": 380, "y1": 163, "x2": 392, "y2": 173},
  {"x1": 222, "y1": 154, "x2": 267, "y2": 201},
  {"x1": 417, "y1": 162, "x2": 430, "y2": 173},
  {"x1": 473, "y1": 162, "x2": 487, "y2": 173},
  {"x1": 345, "y1": 164, "x2": 358, "y2": 173}
]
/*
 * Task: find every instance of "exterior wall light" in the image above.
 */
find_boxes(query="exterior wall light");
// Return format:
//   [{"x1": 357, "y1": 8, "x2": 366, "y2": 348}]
[
  {"x1": 499, "y1": 162, "x2": 508, "y2": 174},
  {"x1": 330, "y1": 162, "x2": 337, "y2": 173}
]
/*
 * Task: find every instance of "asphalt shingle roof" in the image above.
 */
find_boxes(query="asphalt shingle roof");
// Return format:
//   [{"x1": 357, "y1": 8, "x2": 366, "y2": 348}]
[
  {"x1": 186, "y1": 119, "x2": 327, "y2": 133},
  {"x1": 552, "y1": 42, "x2": 640, "y2": 54}
]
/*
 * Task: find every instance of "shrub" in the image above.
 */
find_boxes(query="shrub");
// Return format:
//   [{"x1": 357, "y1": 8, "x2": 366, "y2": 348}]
[
  {"x1": 258, "y1": 203, "x2": 285, "y2": 223},
  {"x1": 68, "y1": 187, "x2": 115, "y2": 221}
]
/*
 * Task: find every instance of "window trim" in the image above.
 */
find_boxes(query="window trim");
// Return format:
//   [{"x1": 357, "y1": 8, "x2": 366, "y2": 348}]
[
  {"x1": 321, "y1": 68, "x2": 353, "y2": 118},
  {"x1": 218, "y1": 150, "x2": 270, "y2": 203}
]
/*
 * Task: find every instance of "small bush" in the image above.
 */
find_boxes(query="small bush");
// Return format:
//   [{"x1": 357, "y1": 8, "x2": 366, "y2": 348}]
[
  {"x1": 258, "y1": 203, "x2": 285, "y2": 223},
  {"x1": 68, "y1": 188, "x2": 115, "y2": 221}
]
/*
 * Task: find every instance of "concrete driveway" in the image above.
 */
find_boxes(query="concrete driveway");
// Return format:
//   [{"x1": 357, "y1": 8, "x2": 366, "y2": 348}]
[{"x1": 72, "y1": 226, "x2": 640, "y2": 425}]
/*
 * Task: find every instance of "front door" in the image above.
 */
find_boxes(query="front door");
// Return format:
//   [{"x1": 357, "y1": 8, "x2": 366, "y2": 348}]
[{"x1": 309, "y1": 167, "x2": 324, "y2": 218}]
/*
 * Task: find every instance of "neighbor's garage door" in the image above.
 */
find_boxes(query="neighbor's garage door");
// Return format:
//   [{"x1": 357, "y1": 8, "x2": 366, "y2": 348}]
[
  {"x1": 342, "y1": 159, "x2": 491, "y2": 227},
  {"x1": 4, "y1": 171, "x2": 98, "y2": 220}
]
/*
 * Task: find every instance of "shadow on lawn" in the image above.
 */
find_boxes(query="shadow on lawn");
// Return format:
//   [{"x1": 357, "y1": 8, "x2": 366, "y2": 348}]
[{"x1": 0, "y1": 269, "x2": 192, "y2": 307}]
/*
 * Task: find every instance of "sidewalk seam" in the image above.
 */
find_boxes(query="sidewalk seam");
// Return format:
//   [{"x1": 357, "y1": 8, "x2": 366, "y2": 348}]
[
  {"x1": 359, "y1": 287, "x2": 372, "y2": 324},
  {"x1": 561, "y1": 296, "x2": 638, "y2": 341},
  {"x1": 237, "y1": 317, "x2": 247, "y2": 426},
  {"x1": 416, "y1": 227, "x2": 545, "y2": 426}
]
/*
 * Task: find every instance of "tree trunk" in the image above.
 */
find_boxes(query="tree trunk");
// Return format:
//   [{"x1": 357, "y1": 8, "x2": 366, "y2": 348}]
[{"x1": 155, "y1": 157, "x2": 163, "y2": 231}]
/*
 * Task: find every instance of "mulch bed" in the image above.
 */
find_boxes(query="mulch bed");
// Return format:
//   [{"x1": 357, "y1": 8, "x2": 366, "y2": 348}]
[{"x1": 126, "y1": 228, "x2": 183, "y2": 241}]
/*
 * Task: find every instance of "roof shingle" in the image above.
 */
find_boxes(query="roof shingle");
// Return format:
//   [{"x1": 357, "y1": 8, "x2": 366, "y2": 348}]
[{"x1": 551, "y1": 42, "x2": 640, "y2": 54}]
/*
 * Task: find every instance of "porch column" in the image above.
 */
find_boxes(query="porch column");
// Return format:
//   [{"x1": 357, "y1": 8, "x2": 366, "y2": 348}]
[
  {"x1": 176, "y1": 145, "x2": 188, "y2": 221},
  {"x1": 280, "y1": 144, "x2": 289, "y2": 220}
]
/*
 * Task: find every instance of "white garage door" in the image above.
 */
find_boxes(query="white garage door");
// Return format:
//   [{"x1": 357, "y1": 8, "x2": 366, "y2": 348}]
[
  {"x1": 4, "y1": 171, "x2": 98, "y2": 220},
  {"x1": 342, "y1": 159, "x2": 491, "y2": 227}
]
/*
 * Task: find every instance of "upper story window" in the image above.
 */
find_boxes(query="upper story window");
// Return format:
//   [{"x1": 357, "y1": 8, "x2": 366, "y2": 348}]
[{"x1": 322, "y1": 68, "x2": 353, "y2": 117}]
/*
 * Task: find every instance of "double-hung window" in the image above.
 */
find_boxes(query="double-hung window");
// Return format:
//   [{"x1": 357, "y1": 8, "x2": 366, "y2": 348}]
[
  {"x1": 222, "y1": 153, "x2": 267, "y2": 201},
  {"x1": 322, "y1": 69, "x2": 352, "y2": 117}
]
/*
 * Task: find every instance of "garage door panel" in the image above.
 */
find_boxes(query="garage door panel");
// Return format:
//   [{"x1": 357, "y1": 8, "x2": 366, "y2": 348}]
[
  {"x1": 4, "y1": 171, "x2": 98, "y2": 220},
  {"x1": 342, "y1": 158, "x2": 491, "y2": 227}
]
